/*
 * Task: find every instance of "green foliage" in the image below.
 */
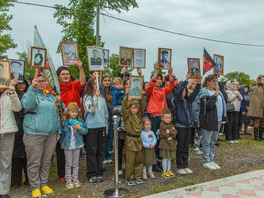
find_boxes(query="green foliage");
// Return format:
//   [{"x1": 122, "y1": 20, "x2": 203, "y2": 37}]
[
  {"x1": 102, "y1": 53, "x2": 132, "y2": 78},
  {"x1": 221, "y1": 71, "x2": 255, "y2": 85},
  {"x1": 16, "y1": 50, "x2": 35, "y2": 81},
  {"x1": 54, "y1": 0, "x2": 138, "y2": 78},
  {"x1": 0, "y1": 0, "x2": 17, "y2": 59}
]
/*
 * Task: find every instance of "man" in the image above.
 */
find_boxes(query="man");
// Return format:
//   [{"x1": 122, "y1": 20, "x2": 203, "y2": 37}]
[
  {"x1": 0, "y1": 63, "x2": 9, "y2": 87},
  {"x1": 160, "y1": 50, "x2": 170, "y2": 68},
  {"x1": 34, "y1": 50, "x2": 43, "y2": 66},
  {"x1": 120, "y1": 51, "x2": 131, "y2": 66},
  {"x1": 64, "y1": 45, "x2": 76, "y2": 60},
  {"x1": 191, "y1": 61, "x2": 199, "y2": 76},
  {"x1": 11, "y1": 61, "x2": 24, "y2": 82},
  {"x1": 215, "y1": 56, "x2": 223, "y2": 74},
  {"x1": 130, "y1": 78, "x2": 141, "y2": 97},
  {"x1": 90, "y1": 50, "x2": 102, "y2": 65}
]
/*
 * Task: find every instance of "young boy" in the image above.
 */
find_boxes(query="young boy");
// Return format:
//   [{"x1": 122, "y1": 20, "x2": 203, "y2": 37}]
[
  {"x1": 122, "y1": 89, "x2": 146, "y2": 186},
  {"x1": 111, "y1": 77, "x2": 125, "y2": 112}
]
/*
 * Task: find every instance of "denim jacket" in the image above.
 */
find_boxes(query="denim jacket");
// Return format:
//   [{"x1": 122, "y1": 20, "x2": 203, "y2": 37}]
[{"x1": 60, "y1": 117, "x2": 88, "y2": 149}]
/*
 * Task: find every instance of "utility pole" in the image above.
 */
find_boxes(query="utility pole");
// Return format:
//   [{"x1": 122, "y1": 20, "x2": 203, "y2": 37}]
[{"x1": 96, "y1": 6, "x2": 100, "y2": 46}]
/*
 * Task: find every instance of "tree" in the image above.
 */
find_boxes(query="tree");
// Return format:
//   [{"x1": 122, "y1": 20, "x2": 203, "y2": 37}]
[
  {"x1": 16, "y1": 42, "x2": 35, "y2": 80},
  {"x1": 102, "y1": 53, "x2": 132, "y2": 78},
  {"x1": 0, "y1": 0, "x2": 17, "y2": 59},
  {"x1": 221, "y1": 71, "x2": 255, "y2": 85},
  {"x1": 54, "y1": 0, "x2": 138, "y2": 78}
]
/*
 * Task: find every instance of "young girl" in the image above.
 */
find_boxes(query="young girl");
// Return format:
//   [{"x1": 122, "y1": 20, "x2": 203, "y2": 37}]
[
  {"x1": 83, "y1": 78, "x2": 109, "y2": 183},
  {"x1": 122, "y1": 88, "x2": 146, "y2": 186},
  {"x1": 174, "y1": 73, "x2": 201, "y2": 174},
  {"x1": 60, "y1": 102, "x2": 88, "y2": 189},
  {"x1": 141, "y1": 117, "x2": 157, "y2": 180},
  {"x1": 159, "y1": 108, "x2": 177, "y2": 179}
]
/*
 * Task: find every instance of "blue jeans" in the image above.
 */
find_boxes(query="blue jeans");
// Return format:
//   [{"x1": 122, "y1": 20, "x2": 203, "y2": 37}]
[
  {"x1": 105, "y1": 110, "x2": 113, "y2": 160},
  {"x1": 202, "y1": 123, "x2": 220, "y2": 163}
]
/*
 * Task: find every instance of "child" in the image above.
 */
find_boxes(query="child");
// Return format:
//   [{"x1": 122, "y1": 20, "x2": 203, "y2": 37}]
[
  {"x1": 141, "y1": 117, "x2": 157, "y2": 180},
  {"x1": 83, "y1": 78, "x2": 109, "y2": 183},
  {"x1": 60, "y1": 102, "x2": 88, "y2": 189},
  {"x1": 111, "y1": 77, "x2": 125, "y2": 113},
  {"x1": 122, "y1": 88, "x2": 146, "y2": 186},
  {"x1": 159, "y1": 108, "x2": 177, "y2": 178},
  {"x1": 174, "y1": 73, "x2": 201, "y2": 174}
]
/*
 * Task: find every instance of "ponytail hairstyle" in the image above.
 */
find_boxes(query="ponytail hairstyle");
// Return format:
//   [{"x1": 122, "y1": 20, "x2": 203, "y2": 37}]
[{"x1": 202, "y1": 74, "x2": 217, "y2": 88}]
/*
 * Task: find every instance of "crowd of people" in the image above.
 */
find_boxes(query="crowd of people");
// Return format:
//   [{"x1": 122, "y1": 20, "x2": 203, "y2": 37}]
[{"x1": 0, "y1": 60, "x2": 263, "y2": 198}]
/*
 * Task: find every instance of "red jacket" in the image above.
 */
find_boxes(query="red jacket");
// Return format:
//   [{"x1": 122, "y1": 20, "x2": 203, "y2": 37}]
[
  {"x1": 145, "y1": 78, "x2": 176, "y2": 115},
  {"x1": 60, "y1": 80, "x2": 85, "y2": 108}
]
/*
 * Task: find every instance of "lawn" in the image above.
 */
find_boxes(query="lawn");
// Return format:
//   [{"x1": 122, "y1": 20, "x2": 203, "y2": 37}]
[{"x1": 10, "y1": 132, "x2": 264, "y2": 198}]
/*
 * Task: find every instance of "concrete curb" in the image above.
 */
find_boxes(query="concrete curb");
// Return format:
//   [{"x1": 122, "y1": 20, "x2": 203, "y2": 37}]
[{"x1": 143, "y1": 169, "x2": 264, "y2": 198}]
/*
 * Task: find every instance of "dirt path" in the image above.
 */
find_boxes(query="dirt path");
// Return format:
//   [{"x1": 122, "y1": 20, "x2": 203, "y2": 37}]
[{"x1": 9, "y1": 133, "x2": 264, "y2": 198}]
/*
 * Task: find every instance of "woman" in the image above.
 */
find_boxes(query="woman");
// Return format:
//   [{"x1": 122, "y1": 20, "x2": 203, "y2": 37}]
[
  {"x1": 11, "y1": 80, "x2": 29, "y2": 188},
  {"x1": 0, "y1": 80, "x2": 22, "y2": 198},
  {"x1": 100, "y1": 74, "x2": 114, "y2": 164},
  {"x1": 248, "y1": 75, "x2": 264, "y2": 141},
  {"x1": 240, "y1": 85, "x2": 251, "y2": 135},
  {"x1": 199, "y1": 75, "x2": 227, "y2": 170},
  {"x1": 225, "y1": 80, "x2": 243, "y2": 143},
  {"x1": 56, "y1": 60, "x2": 86, "y2": 182},
  {"x1": 83, "y1": 78, "x2": 108, "y2": 183},
  {"x1": 22, "y1": 75, "x2": 61, "y2": 198},
  {"x1": 145, "y1": 63, "x2": 174, "y2": 171}
]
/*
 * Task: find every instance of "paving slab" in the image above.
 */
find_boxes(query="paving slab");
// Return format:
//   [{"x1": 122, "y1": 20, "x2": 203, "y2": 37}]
[{"x1": 143, "y1": 169, "x2": 264, "y2": 198}]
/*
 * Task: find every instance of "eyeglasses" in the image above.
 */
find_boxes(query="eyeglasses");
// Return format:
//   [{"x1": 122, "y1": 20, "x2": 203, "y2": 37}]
[{"x1": 102, "y1": 74, "x2": 111, "y2": 78}]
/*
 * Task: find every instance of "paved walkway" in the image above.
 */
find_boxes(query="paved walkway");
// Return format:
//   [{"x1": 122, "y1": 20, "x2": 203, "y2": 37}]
[{"x1": 143, "y1": 169, "x2": 264, "y2": 198}]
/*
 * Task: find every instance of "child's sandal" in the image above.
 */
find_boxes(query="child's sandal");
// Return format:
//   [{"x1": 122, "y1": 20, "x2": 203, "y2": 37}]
[
  {"x1": 142, "y1": 173, "x2": 147, "y2": 180},
  {"x1": 148, "y1": 172, "x2": 155, "y2": 179}
]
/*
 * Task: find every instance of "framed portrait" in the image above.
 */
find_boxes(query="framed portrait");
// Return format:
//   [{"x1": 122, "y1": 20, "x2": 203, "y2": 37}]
[
  {"x1": 0, "y1": 60, "x2": 11, "y2": 89},
  {"x1": 213, "y1": 54, "x2": 224, "y2": 75},
  {"x1": 103, "y1": 49, "x2": 110, "y2": 68},
  {"x1": 30, "y1": 46, "x2": 47, "y2": 68},
  {"x1": 61, "y1": 42, "x2": 79, "y2": 66},
  {"x1": 119, "y1": 46, "x2": 133, "y2": 67},
  {"x1": 133, "y1": 48, "x2": 146, "y2": 68},
  {"x1": 188, "y1": 58, "x2": 201, "y2": 79},
  {"x1": 87, "y1": 46, "x2": 104, "y2": 71},
  {"x1": 9, "y1": 59, "x2": 25, "y2": 83},
  {"x1": 158, "y1": 48, "x2": 172, "y2": 69},
  {"x1": 128, "y1": 75, "x2": 144, "y2": 99}
]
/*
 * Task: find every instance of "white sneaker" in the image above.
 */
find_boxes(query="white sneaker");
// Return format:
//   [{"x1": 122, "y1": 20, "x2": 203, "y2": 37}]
[
  {"x1": 210, "y1": 162, "x2": 221, "y2": 169},
  {"x1": 107, "y1": 159, "x2": 113, "y2": 164},
  {"x1": 184, "y1": 168, "x2": 193, "y2": 174},
  {"x1": 103, "y1": 160, "x2": 108, "y2": 165},
  {"x1": 228, "y1": 140, "x2": 235, "y2": 144},
  {"x1": 177, "y1": 169, "x2": 187, "y2": 175},
  {"x1": 233, "y1": 140, "x2": 238, "y2": 143},
  {"x1": 203, "y1": 162, "x2": 217, "y2": 170}
]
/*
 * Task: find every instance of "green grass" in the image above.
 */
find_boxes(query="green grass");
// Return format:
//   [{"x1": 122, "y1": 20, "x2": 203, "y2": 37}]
[{"x1": 147, "y1": 177, "x2": 200, "y2": 194}]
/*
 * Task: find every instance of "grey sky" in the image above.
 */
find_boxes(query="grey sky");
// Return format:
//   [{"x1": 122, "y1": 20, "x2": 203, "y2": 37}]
[{"x1": 6, "y1": 0, "x2": 264, "y2": 81}]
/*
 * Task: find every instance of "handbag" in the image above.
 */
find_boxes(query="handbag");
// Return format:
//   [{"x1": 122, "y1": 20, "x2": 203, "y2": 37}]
[{"x1": 227, "y1": 104, "x2": 235, "y2": 112}]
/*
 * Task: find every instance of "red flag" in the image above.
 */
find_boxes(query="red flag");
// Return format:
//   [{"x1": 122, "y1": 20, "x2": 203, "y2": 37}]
[{"x1": 203, "y1": 48, "x2": 216, "y2": 75}]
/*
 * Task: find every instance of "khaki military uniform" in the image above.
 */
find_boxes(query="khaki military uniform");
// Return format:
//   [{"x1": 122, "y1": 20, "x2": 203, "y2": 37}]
[
  {"x1": 159, "y1": 122, "x2": 177, "y2": 159},
  {"x1": 121, "y1": 94, "x2": 146, "y2": 181}
]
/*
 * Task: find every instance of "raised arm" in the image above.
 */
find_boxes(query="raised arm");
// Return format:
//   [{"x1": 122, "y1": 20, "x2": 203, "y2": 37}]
[
  {"x1": 121, "y1": 93, "x2": 130, "y2": 121},
  {"x1": 75, "y1": 60, "x2": 86, "y2": 86}
]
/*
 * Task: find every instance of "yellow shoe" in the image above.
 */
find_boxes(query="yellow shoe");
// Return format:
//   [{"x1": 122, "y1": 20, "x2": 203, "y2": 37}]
[
  {"x1": 161, "y1": 171, "x2": 168, "y2": 178},
  {"x1": 165, "y1": 170, "x2": 171, "y2": 178},
  {"x1": 32, "y1": 189, "x2": 41, "y2": 197},
  {"x1": 168, "y1": 170, "x2": 175, "y2": 178},
  {"x1": 40, "y1": 186, "x2": 53, "y2": 194}
]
